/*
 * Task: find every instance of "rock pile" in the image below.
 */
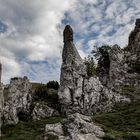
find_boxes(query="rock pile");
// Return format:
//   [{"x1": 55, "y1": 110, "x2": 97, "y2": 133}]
[{"x1": 3, "y1": 77, "x2": 32, "y2": 125}]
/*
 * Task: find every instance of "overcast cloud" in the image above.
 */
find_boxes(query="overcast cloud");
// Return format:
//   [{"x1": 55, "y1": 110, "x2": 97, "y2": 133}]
[{"x1": 0, "y1": 0, "x2": 140, "y2": 83}]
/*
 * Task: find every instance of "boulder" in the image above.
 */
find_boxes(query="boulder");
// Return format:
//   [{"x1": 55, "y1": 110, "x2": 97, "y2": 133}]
[
  {"x1": 32, "y1": 102, "x2": 59, "y2": 120},
  {"x1": 44, "y1": 113, "x2": 105, "y2": 140},
  {"x1": 3, "y1": 76, "x2": 32, "y2": 125}
]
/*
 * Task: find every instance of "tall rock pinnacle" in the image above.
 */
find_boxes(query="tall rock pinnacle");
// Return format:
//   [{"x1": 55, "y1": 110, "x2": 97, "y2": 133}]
[
  {"x1": 62, "y1": 25, "x2": 82, "y2": 64},
  {"x1": 63, "y1": 25, "x2": 73, "y2": 43}
]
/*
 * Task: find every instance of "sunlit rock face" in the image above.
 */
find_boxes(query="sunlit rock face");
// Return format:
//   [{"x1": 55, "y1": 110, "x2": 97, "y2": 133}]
[
  {"x1": 58, "y1": 25, "x2": 130, "y2": 115},
  {"x1": 3, "y1": 77, "x2": 32, "y2": 125}
]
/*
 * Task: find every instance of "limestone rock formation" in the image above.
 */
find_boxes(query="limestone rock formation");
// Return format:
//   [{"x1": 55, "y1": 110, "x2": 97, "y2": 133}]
[
  {"x1": 0, "y1": 63, "x2": 4, "y2": 136},
  {"x1": 58, "y1": 25, "x2": 130, "y2": 115},
  {"x1": 3, "y1": 77, "x2": 32, "y2": 125},
  {"x1": 128, "y1": 18, "x2": 140, "y2": 53},
  {"x1": 32, "y1": 102, "x2": 59, "y2": 120},
  {"x1": 0, "y1": 86, "x2": 3, "y2": 137},
  {"x1": 44, "y1": 113, "x2": 105, "y2": 140}
]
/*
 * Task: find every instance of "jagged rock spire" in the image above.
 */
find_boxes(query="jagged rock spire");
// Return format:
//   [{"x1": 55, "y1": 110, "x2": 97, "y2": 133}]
[
  {"x1": 62, "y1": 25, "x2": 82, "y2": 64},
  {"x1": 0, "y1": 63, "x2": 2, "y2": 84},
  {"x1": 63, "y1": 25, "x2": 73, "y2": 43}
]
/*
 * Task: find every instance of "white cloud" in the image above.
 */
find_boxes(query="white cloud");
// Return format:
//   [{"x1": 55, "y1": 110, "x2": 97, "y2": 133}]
[
  {"x1": 0, "y1": 0, "x2": 76, "y2": 83},
  {"x1": 0, "y1": 0, "x2": 140, "y2": 83}
]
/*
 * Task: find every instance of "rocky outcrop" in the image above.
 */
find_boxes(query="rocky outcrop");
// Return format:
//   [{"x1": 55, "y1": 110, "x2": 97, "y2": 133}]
[
  {"x1": 0, "y1": 85, "x2": 4, "y2": 136},
  {"x1": 128, "y1": 18, "x2": 140, "y2": 53},
  {"x1": 58, "y1": 25, "x2": 130, "y2": 115},
  {"x1": 32, "y1": 102, "x2": 59, "y2": 120},
  {"x1": 3, "y1": 77, "x2": 32, "y2": 125},
  {"x1": 45, "y1": 113, "x2": 105, "y2": 140}
]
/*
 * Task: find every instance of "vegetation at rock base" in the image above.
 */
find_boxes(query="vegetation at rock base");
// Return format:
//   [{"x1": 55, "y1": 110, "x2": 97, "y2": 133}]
[
  {"x1": 92, "y1": 102, "x2": 140, "y2": 140},
  {"x1": 47, "y1": 81, "x2": 59, "y2": 90},
  {"x1": 46, "y1": 133, "x2": 59, "y2": 140},
  {"x1": 1, "y1": 116, "x2": 64, "y2": 140},
  {"x1": 32, "y1": 81, "x2": 60, "y2": 110},
  {"x1": 121, "y1": 85, "x2": 140, "y2": 101}
]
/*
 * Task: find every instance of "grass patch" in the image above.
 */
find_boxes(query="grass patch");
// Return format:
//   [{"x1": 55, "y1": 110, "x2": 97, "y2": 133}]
[
  {"x1": 92, "y1": 102, "x2": 140, "y2": 140},
  {"x1": 2, "y1": 116, "x2": 64, "y2": 140},
  {"x1": 46, "y1": 133, "x2": 59, "y2": 140},
  {"x1": 121, "y1": 85, "x2": 140, "y2": 100}
]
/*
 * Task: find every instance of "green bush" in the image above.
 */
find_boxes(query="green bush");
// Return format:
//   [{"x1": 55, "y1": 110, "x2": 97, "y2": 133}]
[
  {"x1": 47, "y1": 81, "x2": 59, "y2": 90},
  {"x1": 34, "y1": 84, "x2": 48, "y2": 99},
  {"x1": 84, "y1": 55, "x2": 96, "y2": 77},
  {"x1": 32, "y1": 83, "x2": 60, "y2": 110}
]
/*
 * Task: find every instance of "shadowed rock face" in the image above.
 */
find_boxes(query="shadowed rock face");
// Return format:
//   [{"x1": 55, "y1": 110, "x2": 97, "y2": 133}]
[
  {"x1": 128, "y1": 18, "x2": 140, "y2": 53},
  {"x1": 3, "y1": 77, "x2": 32, "y2": 125},
  {"x1": 63, "y1": 25, "x2": 73, "y2": 43}
]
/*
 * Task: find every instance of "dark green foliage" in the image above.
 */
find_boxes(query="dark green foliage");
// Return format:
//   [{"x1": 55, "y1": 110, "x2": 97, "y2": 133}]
[
  {"x1": 128, "y1": 61, "x2": 140, "y2": 73},
  {"x1": 32, "y1": 83, "x2": 60, "y2": 111},
  {"x1": 2, "y1": 117, "x2": 64, "y2": 140},
  {"x1": 47, "y1": 81, "x2": 59, "y2": 90},
  {"x1": 92, "y1": 102, "x2": 140, "y2": 140},
  {"x1": 34, "y1": 84, "x2": 48, "y2": 99},
  {"x1": 62, "y1": 125, "x2": 70, "y2": 136},
  {"x1": 84, "y1": 55, "x2": 96, "y2": 77},
  {"x1": 92, "y1": 45, "x2": 111, "y2": 76},
  {"x1": 46, "y1": 133, "x2": 59, "y2": 140},
  {"x1": 11, "y1": 77, "x2": 19, "y2": 80}
]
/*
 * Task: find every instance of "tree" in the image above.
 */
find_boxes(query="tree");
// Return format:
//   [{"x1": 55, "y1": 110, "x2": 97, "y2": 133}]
[
  {"x1": 47, "y1": 81, "x2": 59, "y2": 90},
  {"x1": 84, "y1": 55, "x2": 96, "y2": 77},
  {"x1": 91, "y1": 45, "x2": 111, "y2": 76}
]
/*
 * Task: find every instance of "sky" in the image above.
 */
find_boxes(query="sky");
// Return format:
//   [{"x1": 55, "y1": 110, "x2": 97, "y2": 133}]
[{"x1": 0, "y1": 0, "x2": 140, "y2": 84}]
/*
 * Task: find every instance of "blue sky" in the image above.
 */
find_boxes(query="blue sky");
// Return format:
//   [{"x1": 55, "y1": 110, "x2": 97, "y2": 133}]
[{"x1": 0, "y1": 0, "x2": 140, "y2": 83}]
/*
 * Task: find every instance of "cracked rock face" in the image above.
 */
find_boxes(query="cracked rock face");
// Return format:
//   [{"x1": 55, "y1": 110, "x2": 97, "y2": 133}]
[
  {"x1": 32, "y1": 102, "x2": 59, "y2": 121},
  {"x1": 45, "y1": 113, "x2": 105, "y2": 140},
  {"x1": 3, "y1": 77, "x2": 32, "y2": 125},
  {"x1": 58, "y1": 25, "x2": 130, "y2": 115}
]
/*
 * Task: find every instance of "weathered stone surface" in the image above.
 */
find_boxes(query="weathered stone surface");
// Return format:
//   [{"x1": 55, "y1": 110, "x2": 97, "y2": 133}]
[
  {"x1": 63, "y1": 113, "x2": 105, "y2": 138},
  {"x1": 3, "y1": 77, "x2": 32, "y2": 125},
  {"x1": 0, "y1": 85, "x2": 4, "y2": 137},
  {"x1": 58, "y1": 25, "x2": 130, "y2": 115},
  {"x1": 32, "y1": 102, "x2": 59, "y2": 120},
  {"x1": 45, "y1": 123, "x2": 64, "y2": 136},
  {"x1": 44, "y1": 113, "x2": 105, "y2": 140}
]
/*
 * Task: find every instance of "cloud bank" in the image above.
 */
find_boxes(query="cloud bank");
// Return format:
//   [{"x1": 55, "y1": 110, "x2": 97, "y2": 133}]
[{"x1": 0, "y1": 0, "x2": 140, "y2": 83}]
